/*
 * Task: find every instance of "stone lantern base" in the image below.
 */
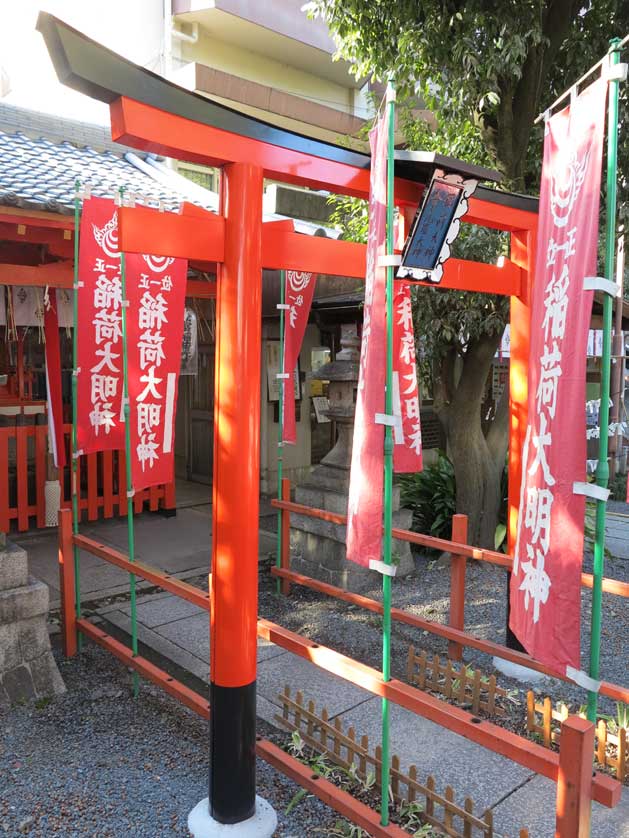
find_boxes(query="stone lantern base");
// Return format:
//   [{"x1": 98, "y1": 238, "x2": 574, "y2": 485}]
[
  {"x1": 290, "y1": 463, "x2": 414, "y2": 593},
  {"x1": 0, "y1": 542, "x2": 65, "y2": 708}
]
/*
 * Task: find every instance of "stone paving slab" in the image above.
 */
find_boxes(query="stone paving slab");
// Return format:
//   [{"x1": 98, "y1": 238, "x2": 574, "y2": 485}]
[
  {"x1": 256, "y1": 653, "x2": 372, "y2": 718},
  {"x1": 119, "y1": 595, "x2": 206, "y2": 629},
  {"x1": 329, "y1": 696, "x2": 534, "y2": 818},
  {"x1": 99, "y1": 610, "x2": 210, "y2": 682},
  {"x1": 101, "y1": 599, "x2": 288, "y2": 673},
  {"x1": 122, "y1": 600, "x2": 286, "y2": 666},
  {"x1": 492, "y1": 772, "x2": 629, "y2": 837},
  {"x1": 154, "y1": 613, "x2": 210, "y2": 660}
]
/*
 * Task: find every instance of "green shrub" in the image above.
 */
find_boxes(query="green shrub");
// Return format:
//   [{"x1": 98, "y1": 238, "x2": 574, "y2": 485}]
[
  {"x1": 399, "y1": 452, "x2": 509, "y2": 551},
  {"x1": 398, "y1": 453, "x2": 456, "y2": 541},
  {"x1": 608, "y1": 471, "x2": 627, "y2": 502}
]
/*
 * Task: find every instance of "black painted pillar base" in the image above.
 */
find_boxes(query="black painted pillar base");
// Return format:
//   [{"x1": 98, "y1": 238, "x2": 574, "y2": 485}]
[{"x1": 209, "y1": 680, "x2": 256, "y2": 824}]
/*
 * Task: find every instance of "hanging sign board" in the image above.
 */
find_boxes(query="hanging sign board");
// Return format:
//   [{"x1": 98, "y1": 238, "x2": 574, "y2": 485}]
[
  {"x1": 510, "y1": 78, "x2": 607, "y2": 674},
  {"x1": 181, "y1": 307, "x2": 198, "y2": 376},
  {"x1": 12, "y1": 286, "x2": 44, "y2": 327},
  {"x1": 56, "y1": 289, "x2": 73, "y2": 329},
  {"x1": 397, "y1": 171, "x2": 478, "y2": 284}
]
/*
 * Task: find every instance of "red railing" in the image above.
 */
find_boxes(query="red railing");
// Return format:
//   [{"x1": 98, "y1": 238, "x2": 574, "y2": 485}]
[
  {"x1": 271, "y1": 478, "x2": 629, "y2": 705},
  {"x1": 0, "y1": 421, "x2": 175, "y2": 532}
]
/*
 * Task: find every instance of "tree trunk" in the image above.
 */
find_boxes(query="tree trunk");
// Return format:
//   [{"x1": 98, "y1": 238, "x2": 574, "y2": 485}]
[
  {"x1": 448, "y1": 402, "x2": 503, "y2": 549},
  {"x1": 435, "y1": 332, "x2": 508, "y2": 549}
]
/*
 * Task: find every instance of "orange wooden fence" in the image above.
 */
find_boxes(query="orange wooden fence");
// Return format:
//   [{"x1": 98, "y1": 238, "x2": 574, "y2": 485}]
[{"x1": 0, "y1": 421, "x2": 175, "y2": 532}]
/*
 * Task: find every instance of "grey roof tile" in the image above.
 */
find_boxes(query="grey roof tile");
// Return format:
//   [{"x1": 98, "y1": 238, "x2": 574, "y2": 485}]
[{"x1": 0, "y1": 105, "x2": 206, "y2": 216}]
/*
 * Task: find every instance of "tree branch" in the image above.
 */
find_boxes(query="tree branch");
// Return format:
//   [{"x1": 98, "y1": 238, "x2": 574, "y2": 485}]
[{"x1": 453, "y1": 331, "x2": 501, "y2": 407}]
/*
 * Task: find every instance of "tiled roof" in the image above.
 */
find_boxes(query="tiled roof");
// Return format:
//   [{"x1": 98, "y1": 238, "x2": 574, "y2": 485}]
[{"x1": 0, "y1": 104, "x2": 201, "y2": 215}]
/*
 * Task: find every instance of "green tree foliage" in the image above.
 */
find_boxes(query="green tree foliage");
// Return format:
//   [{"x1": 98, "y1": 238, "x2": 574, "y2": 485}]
[{"x1": 309, "y1": 0, "x2": 628, "y2": 547}]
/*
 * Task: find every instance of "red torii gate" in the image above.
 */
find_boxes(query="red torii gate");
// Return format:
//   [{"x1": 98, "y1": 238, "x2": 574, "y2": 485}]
[{"x1": 39, "y1": 12, "x2": 537, "y2": 833}]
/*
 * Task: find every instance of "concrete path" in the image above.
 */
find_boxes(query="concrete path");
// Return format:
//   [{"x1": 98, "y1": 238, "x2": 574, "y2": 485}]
[
  {"x1": 12, "y1": 480, "x2": 276, "y2": 609},
  {"x1": 15, "y1": 504, "x2": 214, "y2": 608}
]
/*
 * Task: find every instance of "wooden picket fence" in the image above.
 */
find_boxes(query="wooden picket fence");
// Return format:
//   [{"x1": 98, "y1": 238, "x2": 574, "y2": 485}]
[
  {"x1": 526, "y1": 691, "x2": 628, "y2": 782},
  {"x1": 0, "y1": 421, "x2": 175, "y2": 532},
  {"x1": 406, "y1": 647, "x2": 508, "y2": 717},
  {"x1": 276, "y1": 686, "x2": 529, "y2": 838}
]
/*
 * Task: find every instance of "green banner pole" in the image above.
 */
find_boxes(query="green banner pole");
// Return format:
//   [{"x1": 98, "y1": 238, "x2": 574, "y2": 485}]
[
  {"x1": 71, "y1": 180, "x2": 82, "y2": 651},
  {"x1": 118, "y1": 188, "x2": 139, "y2": 698},
  {"x1": 276, "y1": 270, "x2": 286, "y2": 595},
  {"x1": 587, "y1": 38, "x2": 622, "y2": 723},
  {"x1": 380, "y1": 80, "x2": 396, "y2": 828}
]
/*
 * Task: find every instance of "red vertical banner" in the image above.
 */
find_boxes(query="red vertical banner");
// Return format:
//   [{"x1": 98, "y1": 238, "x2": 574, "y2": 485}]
[
  {"x1": 510, "y1": 78, "x2": 607, "y2": 673},
  {"x1": 282, "y1": 271, "x2": 317, "y2": 444},
  {"x1": 43, "y1": 290, "x2": 66, "y2": 469},
  {"x1": 346, "y1": 110, "x2": 389, "y2": 567},
  {"x1": 126, "y1": 253, "x2": 188, "y2": 491},
  {"x1": 393, "y1": 282, "x2": 423, "y2": 473},
  {"x1": 76, "y1": 197, "x2": 125, "y2": 454}
]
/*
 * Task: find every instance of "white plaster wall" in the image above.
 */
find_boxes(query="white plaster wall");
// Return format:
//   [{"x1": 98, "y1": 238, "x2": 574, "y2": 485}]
[{"x1": 182, "y1": 29, "x2": 359, "y2": 116}]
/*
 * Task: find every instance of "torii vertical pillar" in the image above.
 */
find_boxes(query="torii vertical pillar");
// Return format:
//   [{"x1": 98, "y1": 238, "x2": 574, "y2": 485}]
[{"x1": 189, "y1": 163, "x2": 276, "y2": 835}]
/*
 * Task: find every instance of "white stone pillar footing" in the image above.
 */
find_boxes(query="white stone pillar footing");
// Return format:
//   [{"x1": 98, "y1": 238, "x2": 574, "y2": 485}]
[{"x1": 188, "y1": 797, "x2": 277, "y2": 838}]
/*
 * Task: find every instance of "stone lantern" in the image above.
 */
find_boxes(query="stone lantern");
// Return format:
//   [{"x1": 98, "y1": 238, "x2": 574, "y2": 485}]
[{"x1": 290, "y1": 324, "x2": 414, "y2": 592}]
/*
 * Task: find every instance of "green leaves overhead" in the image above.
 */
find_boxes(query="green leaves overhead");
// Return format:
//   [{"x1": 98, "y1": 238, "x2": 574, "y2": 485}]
[{"x1": 307, "y1": 0, "x2": 629, "y2": 192}]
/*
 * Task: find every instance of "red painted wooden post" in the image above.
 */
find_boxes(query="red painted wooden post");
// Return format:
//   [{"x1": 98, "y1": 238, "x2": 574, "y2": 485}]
[
  {"x1": 35, "y1": 424, "x2": 47, "y2": 528},
  {"x1": 555, "y1": 716, "x2": 595, "y2": 837},
  {"x1": 58, "y1": 507, "x2": 77, "y2": 657},
  {"x1": 134, "y1": 487, "x2": 143, "y2": 515},
  {"x1": 164, "y1": 479, "x2": 176, "y2": 510},
  {"x1": 448, "y1": 514, "x2": 468, "y2": 661},
  {"x1": 87, "y1": 452, "x2": 98, "y2": 521},
  {"x1": 209, "y1": 161, "x2": 263, "y2": 822},
  {"x1": 103, "y1": 450, "x2": 114, "y2": 518},
  {"x1": 280, "y1": 477, "x2": 291, "y2": 595},
  {"x1": 15, "y1": 422, "x2": 29, "y2": 532},
  {"x1": 0, "y1": 427, "x2": 10, "y2": 533}
]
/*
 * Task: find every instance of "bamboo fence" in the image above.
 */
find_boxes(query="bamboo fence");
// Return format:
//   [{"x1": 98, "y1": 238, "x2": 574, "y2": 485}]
[{"x1": 276, "y1": 686, "x2": 529, "y2": 838}]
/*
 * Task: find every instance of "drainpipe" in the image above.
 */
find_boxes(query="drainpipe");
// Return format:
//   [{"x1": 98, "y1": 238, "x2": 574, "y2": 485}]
[{"x1": 162, "y1": 0, "x2": 172, "y2": 77}]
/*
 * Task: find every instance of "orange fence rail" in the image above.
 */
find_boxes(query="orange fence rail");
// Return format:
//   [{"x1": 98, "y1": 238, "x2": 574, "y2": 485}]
[
  {"x1": 271, "y1": 489, "x2": 629, "y2": 599},
  {"x1": 0, "y1": 421, "x2": 175, "y2": 532}
]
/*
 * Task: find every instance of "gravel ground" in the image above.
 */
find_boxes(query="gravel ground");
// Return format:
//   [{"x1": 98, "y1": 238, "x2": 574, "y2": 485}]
[
  {"x1": 258, "y1": 540, "x2": 628, "y2": 720},
  {"x1": 0, "y1": 643, "x2": 342, "y2": 838}
]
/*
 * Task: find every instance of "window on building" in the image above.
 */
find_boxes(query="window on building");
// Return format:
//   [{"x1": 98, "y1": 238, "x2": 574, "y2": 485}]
[{"x1": 177, "y1": 163, "x2": 219, "y2": 193}]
